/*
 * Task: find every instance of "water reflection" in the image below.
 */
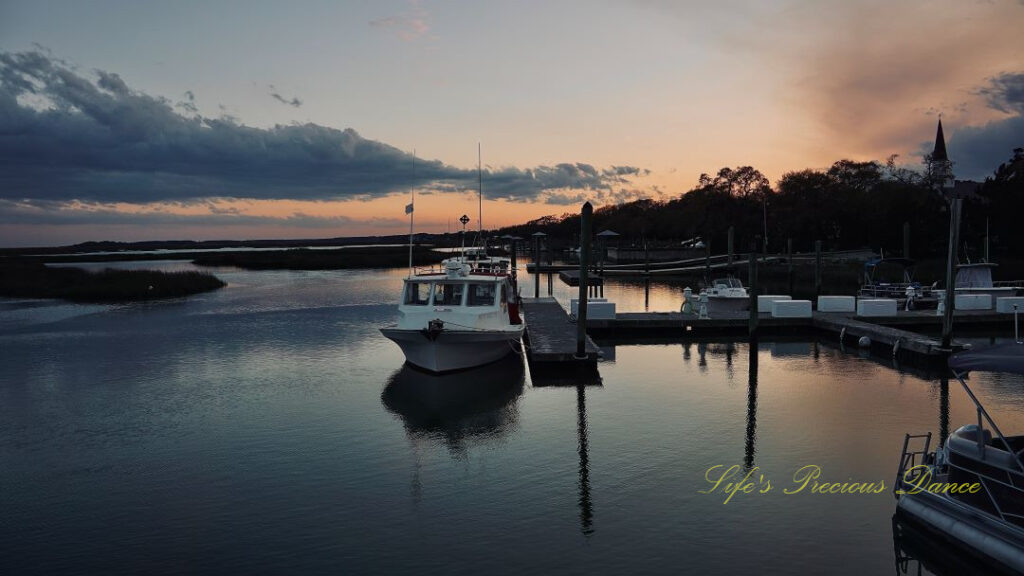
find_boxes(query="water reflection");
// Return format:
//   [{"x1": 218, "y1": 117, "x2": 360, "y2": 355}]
[
  {"x1": 891, "y1": 514, "x2": 1012, "y2": 576},
  {"x1": 381, "y1": 355, "x2": 525, "y2": 455},
  {"x1": 576, "y1": 382, "x2": 594, "y2": 536},
  {"x1": 745, "y1": 340, "x2": 759, "y2": 470}
]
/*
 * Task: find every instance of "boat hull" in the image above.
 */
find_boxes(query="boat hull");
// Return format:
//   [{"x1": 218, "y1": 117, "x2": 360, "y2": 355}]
[
  {"x1": 896, "y1": 489, "x2": 1024, "y2": 573},
  {"x1": 706, "y1": 296, "x2": 749, "y2": 314},
  {"x1": 380, "y1": 326, "x2": 524, "y2": 373}
]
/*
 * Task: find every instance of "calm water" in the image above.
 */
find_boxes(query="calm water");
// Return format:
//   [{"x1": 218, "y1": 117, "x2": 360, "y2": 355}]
[{"x1": 2, "y1": 261, "x2": 1023, "y2": 575}]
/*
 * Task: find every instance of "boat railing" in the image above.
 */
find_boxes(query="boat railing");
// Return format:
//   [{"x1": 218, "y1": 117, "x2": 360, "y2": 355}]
[
  {"x1": 895, "y1": 432, "x2": 931, "y2": 499},
  {"x1": 993, "y1": 280, "x2": 1024, "y2": 288},
  {"x1": 953, "y1": 369, "x2": 1024, "y2": 474},
  {"x1": 944, "y1": 452, "x2": 1024, "y2": 527}
]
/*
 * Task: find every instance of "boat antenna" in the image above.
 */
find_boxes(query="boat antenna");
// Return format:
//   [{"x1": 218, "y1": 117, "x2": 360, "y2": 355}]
[{"x1": 407, "y1": 149, "x2": 416, "y2": 277}]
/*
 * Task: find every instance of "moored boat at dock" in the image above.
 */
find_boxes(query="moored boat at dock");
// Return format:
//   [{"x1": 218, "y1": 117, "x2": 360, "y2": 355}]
[
  {"x1": 380, "y1": 251, "x2": 525, "y2": 373},
  {"x1": 894, "y1": 342, "x2": 1024, "y2": 573}
]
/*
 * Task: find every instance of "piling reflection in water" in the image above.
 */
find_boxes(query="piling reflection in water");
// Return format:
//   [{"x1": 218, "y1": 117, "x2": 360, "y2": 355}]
[
  {"x1": 576, "y1": 382, "x2": 594, "y2": 536},
  {"x1": 745, "y1": 340, "x2": 759, "y2": 470},
  {"x1": 381, "y1": 355, "x2": 525, "y2": 454}
]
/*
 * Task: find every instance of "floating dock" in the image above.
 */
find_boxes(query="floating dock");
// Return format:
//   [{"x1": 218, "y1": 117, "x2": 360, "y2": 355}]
[
  {"x1": 521, "y1": 298, "x2": 600, "y2": 371},
  {"x1": 584, "y1": 309, "x2": 1016, "y2": 363},
  {"x1": 557, "y1": 270, "x2": 603, "y2": 286}
]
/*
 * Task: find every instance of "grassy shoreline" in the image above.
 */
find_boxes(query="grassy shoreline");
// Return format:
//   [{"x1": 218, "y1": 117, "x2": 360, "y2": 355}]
[
  {"x1": 0, "y1": 261, "x2": 226, "y2": 303},
  {"x1": 190, "y1": 246, "x2": 448, "y2": 270}
]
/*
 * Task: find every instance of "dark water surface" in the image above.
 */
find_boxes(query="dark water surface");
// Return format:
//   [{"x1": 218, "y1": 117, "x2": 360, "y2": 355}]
[{"x1": 2, "y1": 262, "x2": 1023, "y2": 575}]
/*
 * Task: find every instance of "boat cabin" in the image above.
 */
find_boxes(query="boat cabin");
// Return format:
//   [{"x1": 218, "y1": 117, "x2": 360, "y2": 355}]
[{"x1": 403, "y1": 279, "x2": 503, "y2": 308}]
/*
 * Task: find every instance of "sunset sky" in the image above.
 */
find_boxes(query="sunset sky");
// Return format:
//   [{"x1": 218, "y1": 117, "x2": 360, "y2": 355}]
[{"x1": 2, "y1": 0, "x2": 1023, "y2": 246}]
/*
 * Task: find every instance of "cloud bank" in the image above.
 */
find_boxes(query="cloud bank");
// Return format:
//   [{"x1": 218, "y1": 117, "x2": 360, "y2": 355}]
[{"x1": 0, "y1": 50, "x2": 642, "y2": 208}]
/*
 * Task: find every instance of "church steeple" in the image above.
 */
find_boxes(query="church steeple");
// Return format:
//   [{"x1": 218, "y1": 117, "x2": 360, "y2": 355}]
[
  {"x1": 932, "y1": 118, "x2": 949, "y2": 162},
  {"x1": 928, "y1": 118, "x2": 954, "y2": 190}
]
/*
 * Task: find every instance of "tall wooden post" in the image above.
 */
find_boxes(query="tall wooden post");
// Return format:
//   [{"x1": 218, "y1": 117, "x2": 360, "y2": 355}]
[
  {"x1": 727, "y1": 226, "x2": 735, "y2": 265},
  {"x1": 749, "y1": 239, "x2": 759, "y2": 340},
  {"x1": 534, "y1": 236, "x2": 541, "y2": 298},
  {"x1": 814, "y1": 240, "x2": 822, "y2": 297},
  {"x1": 787, "y1": 238, "x2": 794, "y2": 296},
  {"x1": 704, "y1": 239, "x2": 711, "y2": 281},
  {"x1": 509, "y1": 238, "x2": 517, "y2": 283},
  {"x1": 903, "y1": 221, "x2": 911, "y2": 259},
  {"x1": 942, "y1": 198, "x2": 963, "y2": 348},
  {"x1": 576, "y1": 202, "x2": 593, "y2": 358}
]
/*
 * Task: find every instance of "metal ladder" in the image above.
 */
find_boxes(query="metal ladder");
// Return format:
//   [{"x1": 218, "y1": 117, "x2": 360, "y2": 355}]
[{"x1": 895, "y1": 432, "x2": 932, "y2": 499}]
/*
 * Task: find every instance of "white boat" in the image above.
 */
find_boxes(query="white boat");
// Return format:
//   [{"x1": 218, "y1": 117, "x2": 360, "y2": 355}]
[
  {"x1": 894, "y1": 343, "x2": 1024, "y2": 573},
  {"x1": 955, "y1": 262, "x2": 1023, "y2": 307},
  {"x1": 701, "y1": 277, "x2": 749, "y2": 314},
  {"x1": 380, "y1": 252, "x2": 525, "y2": 373}
]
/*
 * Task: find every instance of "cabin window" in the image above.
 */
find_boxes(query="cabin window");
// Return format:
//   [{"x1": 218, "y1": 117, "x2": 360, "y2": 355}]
[
  {"x1": 432, "y1": 283, "x2": 464, "y2": 306},
  {"x1": 404, "y1": 282, "x2": 430, "y2": 305},
  {"x1": 467, "y1": 283, "x2": 496, "y2": 306}
]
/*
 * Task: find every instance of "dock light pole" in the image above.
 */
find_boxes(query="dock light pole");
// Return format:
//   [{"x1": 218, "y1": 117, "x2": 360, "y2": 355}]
[
  {"x1": 941, "y1": 198, "x2": 963, "y2": 349},
  {"x1": 459, "y1": 214, "x2": 470, "y2": 257},
  {"x1": 576, "y1": 202, "x2": 593, "y2": 359}
]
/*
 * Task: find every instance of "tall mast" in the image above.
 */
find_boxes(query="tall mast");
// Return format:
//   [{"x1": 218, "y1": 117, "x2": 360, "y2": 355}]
[{"x1": 478, "y1": 142, "x2": 483, "y2": 234}]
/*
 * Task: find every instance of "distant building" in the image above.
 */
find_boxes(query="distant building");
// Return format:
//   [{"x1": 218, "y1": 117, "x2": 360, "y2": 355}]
[{"x1": 927, "y1": 119, "x2": 982, "y2": 200}]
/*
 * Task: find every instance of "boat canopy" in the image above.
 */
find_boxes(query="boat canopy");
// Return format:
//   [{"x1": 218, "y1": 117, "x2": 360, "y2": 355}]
[
  {"x1": 949, "y1": 343, "x2": 1024, "y2": 375},
  {"x1": 955, "y1": 263, "x2": 996, "y2": 288}
]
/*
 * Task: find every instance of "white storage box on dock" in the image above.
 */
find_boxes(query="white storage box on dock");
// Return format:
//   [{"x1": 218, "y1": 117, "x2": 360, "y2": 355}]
[
  {"x1": 570, "y1": 298, "x2": 606, "y2": 316},
  {"x1": 955, "y1": 293, "x2": 992, "y2": 310},
  {"x1": 587, "y1": 301, "x2": 617, "y2": 320},
  {"x1": 818, "y1": 296, "x2": 856, "y2": 312},
  {"x1": 996, "y1": 296, "x2": 1024, "y2": 314},
  {"x1": 771, "y1": 299, "x2": 811, "y2": 318},
  {"x1": 758, "y1": 295, "x2": 790, "y2": 310},
  {"x1": 857, "y1": 299, "x2": 897, "y2": 317}
]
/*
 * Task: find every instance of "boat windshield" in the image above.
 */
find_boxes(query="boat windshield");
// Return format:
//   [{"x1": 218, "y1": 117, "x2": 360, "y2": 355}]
[
  {"x1": 432, "y1": 282, "x2": 464, "y2": 306},
  {"x1": 714, "y1": 278, "x2": 743, "y2": 289},
  {"x1": 467, "y1": 282, "x2": 497, "y2": 306},
  {"x1": 404, "y1": 282, "x2": 430, "y2": 305}
]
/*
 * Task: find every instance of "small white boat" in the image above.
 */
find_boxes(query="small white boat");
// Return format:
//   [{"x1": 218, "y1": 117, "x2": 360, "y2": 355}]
[
  {"x1": 895, "y1": 343, "x2": 1024, "y2": 572},
  {"x1": 701, "y1": 277, "x2": 749, "y2": 314},
  {"x1": 380, "y1": 253, "x2": 525, "y2": 373}
]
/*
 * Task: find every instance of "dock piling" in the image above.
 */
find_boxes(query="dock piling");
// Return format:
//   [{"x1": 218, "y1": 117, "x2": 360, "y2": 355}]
[
  {"x1": 576, "y1": 202, "x2": 593, "y2": 359},
  {"x1": 941, "y1": 198, "x2": 963, "y2": 348},
  {"x1": 727, "y1": 226, "x2": 735, "y2": 265},
  {"x1": 814, "y1": 240, "x2": 822, "y2": 298},
  {"x1": 903, "y1": 221, "x2": 911, "y2": 259},
  {"x1": 787, "y1": 238, "x2": 794, "y2": 296},
  {"x1": 748, "y1": 239, "x2": 759, "y2": 340}
]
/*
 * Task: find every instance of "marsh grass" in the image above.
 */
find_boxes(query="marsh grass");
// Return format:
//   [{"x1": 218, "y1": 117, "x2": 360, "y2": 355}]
[{"x1": 0, "y1": 260, "x2": 226, "y2": 302}]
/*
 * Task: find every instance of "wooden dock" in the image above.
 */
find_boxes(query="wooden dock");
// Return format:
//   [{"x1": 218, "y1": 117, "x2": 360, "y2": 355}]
[
  {"x1": 557, "y1": 270, "x2": 603, "y2": 286},
  {"x1": 521, "y1": 298, "x2": 600, "y2": 371},
  {"x1": 584, "y1": 309, "x2": 1016, "y2": 362}
]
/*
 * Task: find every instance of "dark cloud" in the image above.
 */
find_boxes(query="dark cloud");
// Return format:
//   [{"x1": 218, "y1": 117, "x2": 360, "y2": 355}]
[
  {"x1": 0, "y1": 50, "x2": 642, "y2": 207},
  {"x1": 948, "y1": 73, "x2": 1024, "y2": 180},
  {"x1": 949, "y1": 115, "x2": 1024, "y2": 180},
  {"x1": 976, "y1": 72, "x2": 1024, "y2": 115},
  {"x1": 0, "y1": 199, "x2": 406, "y2": 229},
  {"x1": 268, "y1": 84, "x2": 303, "y2": 108}
]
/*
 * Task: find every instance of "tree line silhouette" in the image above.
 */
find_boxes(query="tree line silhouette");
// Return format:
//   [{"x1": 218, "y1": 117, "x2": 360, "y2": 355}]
[{"x1": 498, "y1": 148, "x2": 1024, "y2": 260}]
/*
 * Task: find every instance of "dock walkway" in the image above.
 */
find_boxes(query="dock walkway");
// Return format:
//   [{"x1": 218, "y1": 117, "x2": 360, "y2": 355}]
[{"x1": 521, "y1": 298, "x2": 600, "y2": 369}]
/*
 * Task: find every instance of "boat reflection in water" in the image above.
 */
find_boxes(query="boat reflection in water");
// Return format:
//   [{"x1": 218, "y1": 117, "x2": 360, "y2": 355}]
[
  {"x1": 892, "y1": 514, "x2": 1015, "y2": 576},
  {"x1": 381, "y1": 354, "x2": 525, "y2": 453}
]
